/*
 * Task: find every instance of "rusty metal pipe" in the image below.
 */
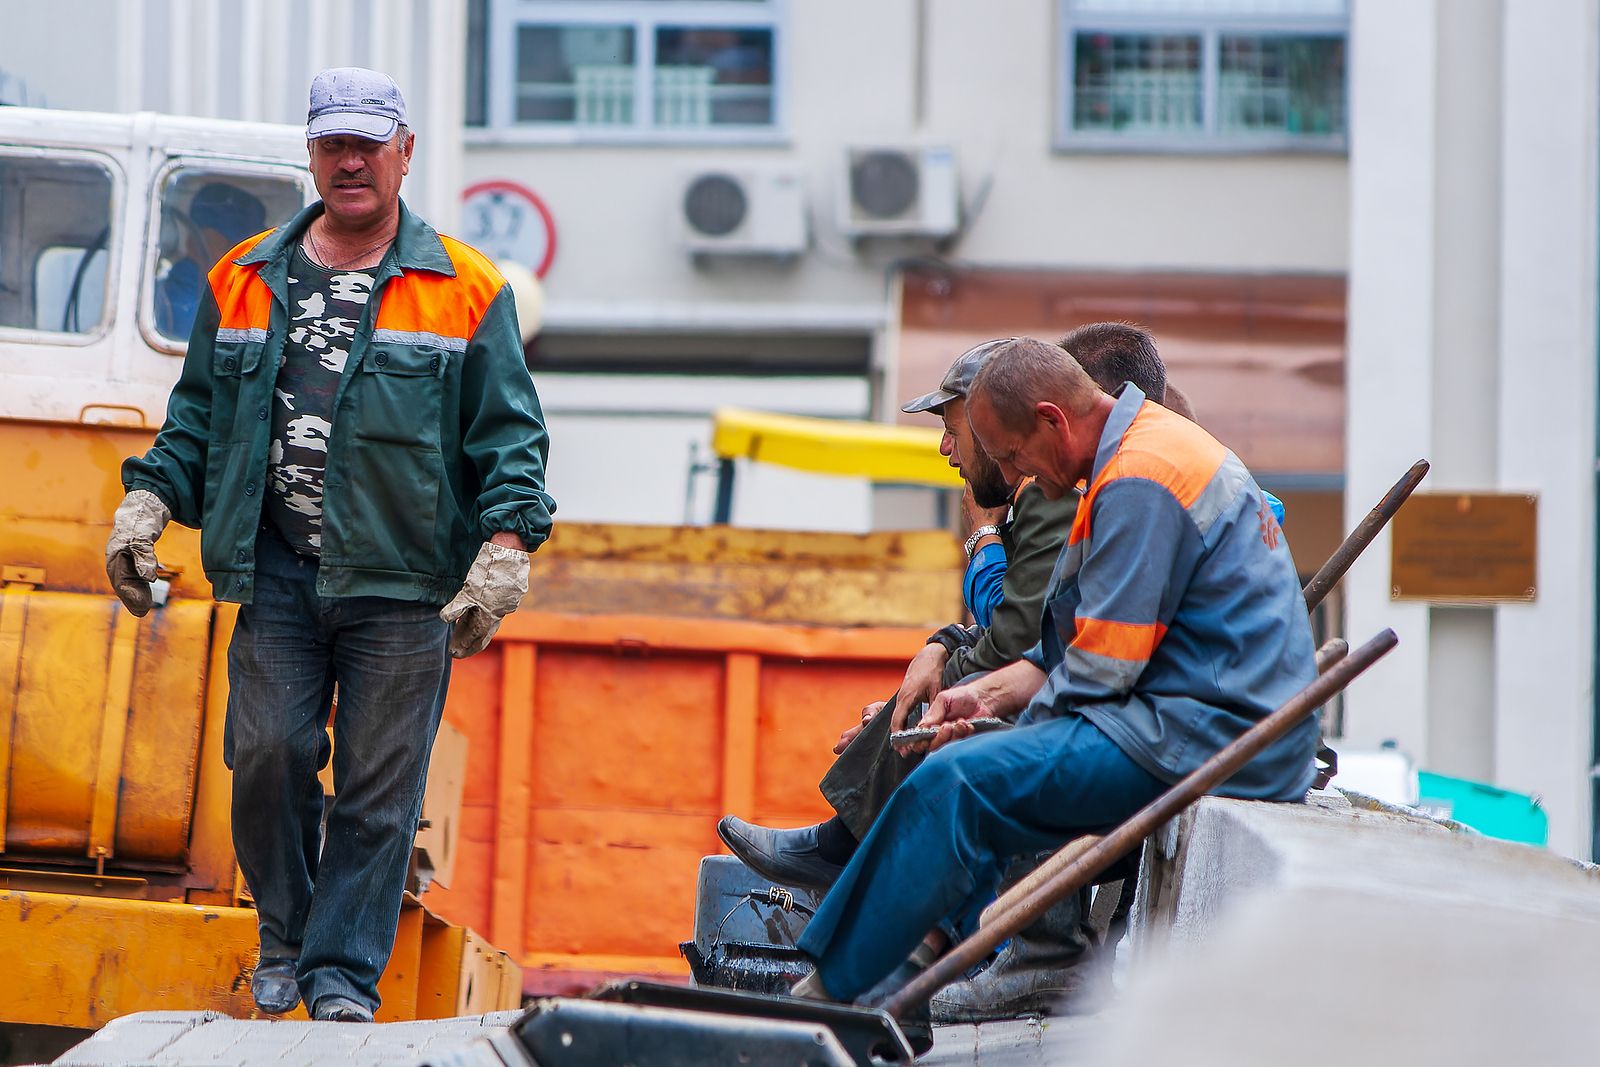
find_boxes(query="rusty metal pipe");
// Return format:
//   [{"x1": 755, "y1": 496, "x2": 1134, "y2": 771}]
[
  {"x1": 974, "y1": 635, "x2": 1352, "y2": 933},
  {"x1": 1301, "y1": 460, "x2": 1430, "y2": 612},
  {"x1": 882, "y1": 627, "x2": 1398, "y2": 1020}
]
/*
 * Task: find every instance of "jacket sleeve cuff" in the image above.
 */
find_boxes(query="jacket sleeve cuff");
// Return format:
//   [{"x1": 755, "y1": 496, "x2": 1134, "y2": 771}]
[
  {"x1": 479, "y1": 501, "x2": 555, "y2": 551},
  {"x1": 926, "y1": 623, "x2": 977, "y2": 654}
]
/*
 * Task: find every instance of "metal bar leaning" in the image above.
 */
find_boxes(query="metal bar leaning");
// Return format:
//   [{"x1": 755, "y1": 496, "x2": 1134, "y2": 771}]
[{"x1": 1301, "y1": 459, "x2": 1430, "y2": 612}]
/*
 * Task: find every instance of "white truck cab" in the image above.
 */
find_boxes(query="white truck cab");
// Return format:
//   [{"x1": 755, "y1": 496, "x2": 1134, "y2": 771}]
[{"x1": 0, "y1": 107, "x2": 313, "y2": 427}]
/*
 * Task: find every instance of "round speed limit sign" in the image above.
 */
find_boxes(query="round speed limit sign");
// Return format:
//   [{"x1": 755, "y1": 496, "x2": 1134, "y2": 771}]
[{"x1": 460, "y1": 180, "x2": 557, "y2": 278}]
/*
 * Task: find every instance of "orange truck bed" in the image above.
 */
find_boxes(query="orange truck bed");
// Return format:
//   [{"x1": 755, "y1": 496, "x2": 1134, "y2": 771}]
[{"x1": 0, "y1": 415, "x2": 963, "y2": 1014}]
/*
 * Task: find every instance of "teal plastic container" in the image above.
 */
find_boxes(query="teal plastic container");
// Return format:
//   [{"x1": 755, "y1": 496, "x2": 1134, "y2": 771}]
[{"x1": 1416, "y1": 770, "x2": 1548, "y2": 845}]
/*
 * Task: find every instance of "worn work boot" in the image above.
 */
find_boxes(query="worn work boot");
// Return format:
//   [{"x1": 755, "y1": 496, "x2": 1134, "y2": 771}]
[
  {"x1": 717, "y1": 816, "x2": 844, "y2": 891},
  {"x1": 929, "y1": 891, "x2": 1099, "y2": 1024},
  {"x1": 312, "y1": 994, "x2": 375, "y2": 1023},
  {"x1": 250, "y1": 958, "x2": 300, "y2": 1015}
]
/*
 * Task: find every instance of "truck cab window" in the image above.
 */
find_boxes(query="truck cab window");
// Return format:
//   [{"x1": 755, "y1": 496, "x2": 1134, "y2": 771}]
[
  {"x1": 150, "y1": 168, "x2": 306, "y2": 345},
  {"x1": 0, "y1": 154, "x2": 115, "y2": 336}
]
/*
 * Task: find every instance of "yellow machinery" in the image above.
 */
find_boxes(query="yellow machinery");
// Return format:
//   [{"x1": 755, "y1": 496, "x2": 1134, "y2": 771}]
[
  {"x1": 0, "y1": 107, "x2": 965, "y2": 1046},
  {"x1": 708, "y1": 407, "x2": 962, "y2": 522}
]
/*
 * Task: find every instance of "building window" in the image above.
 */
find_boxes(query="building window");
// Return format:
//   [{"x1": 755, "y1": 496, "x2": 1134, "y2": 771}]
[
  {"x1": 1059, "y1": 0, "x2": 1347, "y2": 151},
  {"x1": 482, "y1": 1, "x2": 783, "y2": 140}
]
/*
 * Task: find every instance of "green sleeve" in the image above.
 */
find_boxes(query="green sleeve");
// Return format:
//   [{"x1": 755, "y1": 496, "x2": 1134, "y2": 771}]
[
  {"x1": 459, "y1": 285, "x2": 557, "y2": 549},
  {"x1": 120, "y1": 287, "x2": 220, "y2": 528},
  {"x1": 943, "y1": 482, "x2": 1077, "y2": 685}
]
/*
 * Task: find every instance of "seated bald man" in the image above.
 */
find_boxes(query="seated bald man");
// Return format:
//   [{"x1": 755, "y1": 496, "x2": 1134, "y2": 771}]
[{"x1": 790, "y1": 337, "x2": 1318, "y2": 1017}]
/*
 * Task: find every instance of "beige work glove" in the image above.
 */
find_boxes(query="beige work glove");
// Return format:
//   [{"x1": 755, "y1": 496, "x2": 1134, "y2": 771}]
[
  {"x1": 439, "y1": 542, "x2": 530, "y2": 658},
  {"x1": 105, "y1": 489, "x2": 172, "y2": 617}
]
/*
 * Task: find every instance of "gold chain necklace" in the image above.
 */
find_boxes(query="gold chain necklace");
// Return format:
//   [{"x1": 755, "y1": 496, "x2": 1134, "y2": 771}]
[{"x1": 306, "y1": 224, "x2": 393, "y2": 271}]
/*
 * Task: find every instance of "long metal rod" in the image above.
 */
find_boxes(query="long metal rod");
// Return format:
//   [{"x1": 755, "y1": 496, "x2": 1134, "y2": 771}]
[
  {"x1": 882, "y1": 628, "x2": 1398, "y2": 1020},
  {"x1": 1301, "y1": 460, "x2": 1430, "y2": 611},
  {"x1": 972, "y1": 636, "x2": 1352, "y2": 933}
]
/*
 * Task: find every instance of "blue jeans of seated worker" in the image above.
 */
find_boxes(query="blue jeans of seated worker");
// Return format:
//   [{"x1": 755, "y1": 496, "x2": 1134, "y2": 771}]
[
  {"x1": 797, "y1": 713, "x2": 1167, "y2": 1001},
  {"x1": 225, "y1": 526, "x2": 452, "y2": 1014}
]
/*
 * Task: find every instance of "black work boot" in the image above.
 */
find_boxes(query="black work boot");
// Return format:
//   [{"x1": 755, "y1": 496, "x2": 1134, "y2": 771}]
[
  {"x1": 717, "y1": 815, "x2": 844, "y2": 891},
  {"x1": 858, "y1": 942, "x2": 940, "y2": 1057},
  {"x1": 929, "y1": 886, "x2": 1099, "y2": 1023},
  {"x1": 250, "y1": 957, "x2": 300, "y2": 1015}
]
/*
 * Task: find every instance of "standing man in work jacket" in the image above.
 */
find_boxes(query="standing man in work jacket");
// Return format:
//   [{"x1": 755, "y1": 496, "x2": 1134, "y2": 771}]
[
  {"x1": 105, "y1": 68, "x2": 555, "y2": 1022},
  {"x1": 791, "y1": 336, "x2": 1316, "y2": 1012}
]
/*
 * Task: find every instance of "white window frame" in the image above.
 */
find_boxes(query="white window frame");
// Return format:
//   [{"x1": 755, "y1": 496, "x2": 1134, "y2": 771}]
[
  {"x1": 1056, "y1": 1, "x2": 1348, "y2": 153},
  {"x1": 475, "y1": 0, "x2": 789, "y2": 146}
]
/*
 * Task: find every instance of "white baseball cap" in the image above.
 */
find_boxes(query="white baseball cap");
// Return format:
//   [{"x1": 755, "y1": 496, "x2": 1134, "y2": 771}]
[{"x1": 306, "y1": 67, "x2": 408, "y2": 141}]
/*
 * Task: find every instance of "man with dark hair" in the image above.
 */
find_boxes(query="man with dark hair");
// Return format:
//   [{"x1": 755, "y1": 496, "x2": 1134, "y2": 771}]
[
  {"x1": 789, "y1": 337, "x2": 1316, "y2": 1022},
  {"x1": 1058, "y1": 321, "x2": 1166, "y2": 407}
]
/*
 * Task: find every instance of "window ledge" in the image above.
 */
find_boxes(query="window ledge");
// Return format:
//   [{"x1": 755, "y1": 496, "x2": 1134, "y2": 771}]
[
  {"x1": 464, "y1": 125, "x2": 791, "y2": 150},
  {"x1": 1052, "y1": 136, "x2": 1348, "y2": 156}
]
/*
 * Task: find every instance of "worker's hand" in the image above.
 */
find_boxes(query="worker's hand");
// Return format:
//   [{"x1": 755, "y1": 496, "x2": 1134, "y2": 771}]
[
  {"x1": 105, "y1": 489, "x2": 171, "y2": 618},
  {"x1": 834, "y1": 700, "x2": 886, "y2": 754},
  {"x1": 892, "y1": 644, "x2": 948, "y2": 728},
  {"x1": 894, "y1": 682, "x2": 991, "y2": 757},
  {"x1": 961, "y1": 486, "x2": 1009, "y2": 538},
  {"x1": 440, "y1": 540, "x2": 530, "y2": 658}
]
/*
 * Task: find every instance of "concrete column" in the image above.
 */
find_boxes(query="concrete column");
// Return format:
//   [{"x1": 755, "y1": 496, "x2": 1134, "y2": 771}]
[
  {"x1": 1343, "y1": 0, "x2": 1438, "y2": 755},
  {"x1": 1493, "y1": 0, "x2": 1599, "y2": 858},
  {"x1": 1421, "y1": 0, "x2": 1503, "y2": 783}
]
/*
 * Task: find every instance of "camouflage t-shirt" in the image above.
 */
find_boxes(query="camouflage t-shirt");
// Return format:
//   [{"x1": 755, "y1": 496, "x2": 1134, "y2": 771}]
[{"x1": 264, "y1": 244, "x2": 376, "y2": 555}]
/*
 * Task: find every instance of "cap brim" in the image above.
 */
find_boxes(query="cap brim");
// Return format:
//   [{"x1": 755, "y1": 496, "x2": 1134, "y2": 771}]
[
  {"x1": 307, "y1": 112, "x2": 399, "y2": 141},
  {"x1": 900, "y1": 388, "x2": 959, "y2": 414}
]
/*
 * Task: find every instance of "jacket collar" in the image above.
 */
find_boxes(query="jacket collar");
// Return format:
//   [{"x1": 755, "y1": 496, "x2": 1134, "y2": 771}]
[
  {"x1": 235, "y1": 198, "x2": 455, "y2": 278},
  {"x1": 1088, "y1": 382, "x2": 1147, "y2": 487}
]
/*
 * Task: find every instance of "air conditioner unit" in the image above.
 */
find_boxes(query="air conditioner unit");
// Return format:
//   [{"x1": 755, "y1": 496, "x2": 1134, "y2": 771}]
[
  {"x1": 840, "y1": 145, "x2": 959, "y2": 238},
  {"x1": 678, "y1": 168, "x2": 807, "y2": 256}
]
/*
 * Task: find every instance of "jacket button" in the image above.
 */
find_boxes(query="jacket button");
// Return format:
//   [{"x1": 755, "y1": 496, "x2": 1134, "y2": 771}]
[
  {"x1": 244, "y1": 483, "x2": 256, "y2": 496},
  {"x1": 236, "y1": 550, "x2": 247, "y2": 563},
  {"x1": 257, "y1": 407, "x2": 268, "y2": 420},
  {"x1": 223, "y1": 357, "x2": 237, "y2": 371},
  {"x1": 375, "y1": 352, "x2": 389, "y2": 367},
  {"x1": 265, "y1": 330, "x2": 274, "y2": 340},
  {"x1": 429, "y1": 355, "x2": 440, "y2": 371}
]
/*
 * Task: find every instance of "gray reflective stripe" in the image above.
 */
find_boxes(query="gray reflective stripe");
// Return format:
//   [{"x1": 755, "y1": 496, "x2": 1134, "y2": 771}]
[
  {"x1": 216, "y1": 327, "x2": 267, "y2": 344},
  {"x1": 1064, "y1": 644, "x2": 1147, "y2": 692},
  {"x1": 1187, "y1": 452, "x2": 1251, "y2": 538},
  {"x1": 372, "y1": 328, "x2": 468, "y2": 353}
]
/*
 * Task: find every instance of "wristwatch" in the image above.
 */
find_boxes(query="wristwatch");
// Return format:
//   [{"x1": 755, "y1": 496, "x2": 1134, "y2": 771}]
[{"x1": 963, "y1": 524, "x2": 1002, "y2": 559}]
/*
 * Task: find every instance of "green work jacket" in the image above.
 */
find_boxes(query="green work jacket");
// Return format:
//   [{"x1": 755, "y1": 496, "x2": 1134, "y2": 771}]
[{"x1": 123, "y1": 200, "x2": 555, "y2": 605}]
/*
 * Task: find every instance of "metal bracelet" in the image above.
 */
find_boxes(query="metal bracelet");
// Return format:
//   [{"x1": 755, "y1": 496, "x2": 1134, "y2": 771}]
[{"x1": 963, "y1": 524, "x2": 1002, "y2": 558}]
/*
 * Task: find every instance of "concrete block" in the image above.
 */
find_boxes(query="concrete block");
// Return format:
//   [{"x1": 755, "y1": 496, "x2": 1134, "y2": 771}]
[
  {"x1": 1100, "y1": 794, "x2": 1600, "y2": 1065},
  {"x1": 52, "y1": 1012, "x2": 225, "y2": 1064}
]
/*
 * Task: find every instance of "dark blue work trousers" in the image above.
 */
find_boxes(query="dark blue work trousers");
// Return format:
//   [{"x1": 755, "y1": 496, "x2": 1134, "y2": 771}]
[
  {"x1": 225, "y1": 527, "x2": 451, "y2": 1014},
  {"x1": 797, "y1": 713, "x2": 1166, "y2": 1000}
]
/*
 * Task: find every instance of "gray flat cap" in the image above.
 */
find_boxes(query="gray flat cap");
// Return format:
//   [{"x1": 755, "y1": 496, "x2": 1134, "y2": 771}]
[{"x1": 901, "y1": 337, "x2": 1018, "y2": 414}]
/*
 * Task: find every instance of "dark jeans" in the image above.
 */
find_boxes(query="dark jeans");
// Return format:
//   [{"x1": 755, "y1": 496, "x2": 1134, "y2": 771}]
[
  {"x1": 225, "y1": 527, "x2": 451, "y2": 1013},
  {"x1": 797, "y1": 714, "x2": 1165, "y2": 1000}
]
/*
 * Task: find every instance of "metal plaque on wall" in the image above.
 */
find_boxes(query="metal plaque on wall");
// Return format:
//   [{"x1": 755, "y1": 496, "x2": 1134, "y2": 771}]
[{"x1": 1390, "y1": 492, "x2": 1537, "y2": 602}]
